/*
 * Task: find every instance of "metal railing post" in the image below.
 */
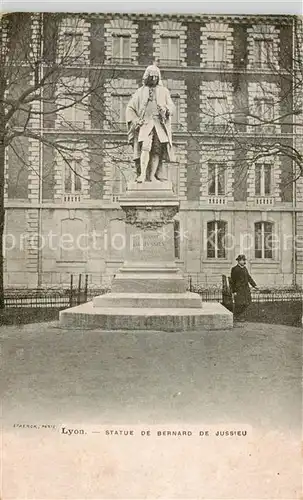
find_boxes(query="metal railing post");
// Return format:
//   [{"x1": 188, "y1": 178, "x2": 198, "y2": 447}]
[
  {"x1": 77, "y1": 274, "x2": 82, "y2": 305},
  {"x1": 69, "y1": 274, "x2": 74, "y2": 307},
  {"x1": 84, "y1": 274, "x2": 89, "y2": 303}
]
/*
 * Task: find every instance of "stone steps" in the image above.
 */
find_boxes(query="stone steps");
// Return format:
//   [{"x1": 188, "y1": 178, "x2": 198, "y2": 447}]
[
  {"x1": 93, "y1": 292, "x2": 203, "y2": 309},
  {"x1": 59, "y1": 302, "x2": 233, "y2": 331}
]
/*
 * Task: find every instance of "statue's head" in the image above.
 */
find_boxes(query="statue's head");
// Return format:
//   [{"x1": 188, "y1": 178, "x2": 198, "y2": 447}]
[{"x1": 142, "y1": 64, "x2": 161, "y2": 87}]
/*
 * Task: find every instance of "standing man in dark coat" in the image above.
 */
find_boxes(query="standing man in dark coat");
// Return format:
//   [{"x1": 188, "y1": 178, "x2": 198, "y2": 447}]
[{"x1": 230, "y1": 255, "x2": 258, "y2": 322}]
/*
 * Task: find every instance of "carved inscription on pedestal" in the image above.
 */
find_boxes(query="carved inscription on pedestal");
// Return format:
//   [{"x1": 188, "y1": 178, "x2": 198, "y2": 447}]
[{"x1": 129, "y1": 226, "x2": 173, "y2": 261}]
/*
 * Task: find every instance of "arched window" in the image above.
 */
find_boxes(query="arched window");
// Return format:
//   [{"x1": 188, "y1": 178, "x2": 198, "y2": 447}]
[
  {"x1": 207, "y1": 220, "x2": 227, "y2": 259},
  {"x1": 255, "y1": 221, "x2": 273, "y2": 259}
]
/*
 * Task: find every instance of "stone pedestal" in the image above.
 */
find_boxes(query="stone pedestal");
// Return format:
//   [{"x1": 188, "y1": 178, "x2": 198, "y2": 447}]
[
  {"x1": 60, "y1": 181, "x2": 233, "y2": 331},
  {"x1": 110, "y1": 181, "x2": 189, "y2": 300}
]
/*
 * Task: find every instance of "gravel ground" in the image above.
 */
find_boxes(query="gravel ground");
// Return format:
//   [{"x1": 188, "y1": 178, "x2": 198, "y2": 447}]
[{"x1": 1, "y1": 320, "x2": 302, "y2": 499}]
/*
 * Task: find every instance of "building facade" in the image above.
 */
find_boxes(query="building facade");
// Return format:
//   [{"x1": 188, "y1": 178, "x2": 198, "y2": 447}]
[{"x1": 2, "y1": 13, "x2": 303, "y2": 288}]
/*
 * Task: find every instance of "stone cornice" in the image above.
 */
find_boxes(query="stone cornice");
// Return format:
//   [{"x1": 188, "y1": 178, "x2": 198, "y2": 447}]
[
  {"x1": 41, "y1": 129, "x2": 296, "y2": 142},
  {"x1": 83, "y1": 13, "x2": 296, "y2": 26},
  {"x1": 4, "y1": 201, "x2": 302, "y2": 212}
]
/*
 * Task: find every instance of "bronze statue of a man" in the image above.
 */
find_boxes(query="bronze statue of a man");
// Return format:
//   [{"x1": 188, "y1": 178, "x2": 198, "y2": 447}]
[{"x1": 126, "y1": 64, "x2": 176, "y2": 183}]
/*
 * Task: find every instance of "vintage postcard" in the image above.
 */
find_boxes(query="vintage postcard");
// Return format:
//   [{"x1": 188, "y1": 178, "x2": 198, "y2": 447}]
[{"x1": 0, "y1": 7, "x2": 302, "y2": 499}]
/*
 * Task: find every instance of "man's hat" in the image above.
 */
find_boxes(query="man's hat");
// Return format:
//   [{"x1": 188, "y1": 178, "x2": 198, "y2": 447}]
[{"x1": 236, "y1": 254, "x2": 247, "y2": 261}]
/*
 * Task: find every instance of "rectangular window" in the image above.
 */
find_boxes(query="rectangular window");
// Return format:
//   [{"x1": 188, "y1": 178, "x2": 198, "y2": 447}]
[
  {"x1": 160, "y1": 36, "x2": 180, "y2": 65},
  {"x1": 63, "y1": 32, "x2": 83, "y2": 59},
  {"x1": 208, "y1": 163, "x2": 225, "y2": 196},
  {"x1": 64, "y1": 159, "x2": 82, "y2": 194},
  {"x1": 112, "y1": 94, "x2": 130, "y2": 125},
  {"x1": 59, "y1": 93, "x2": 88, "y2": 129},
  {"x1": 255, "y1": 164, "x2": 272, "y2": 196},
  {"x1": 61, "y1": 17, "x2": 85, "y2": 61},
  {"x1": 112, "y1": 163, "x2": 126, "y2": 200},
  {"x1": 112, "y1": 34, "x2": 131, "y2": 62},
  {"x1": 207, "y1": 38, "x2": 226, "y2": 66},
  {"x1": 254, "y1": 98, "x2": 275, "y2": 132},
  {"x1": 207, "y1": 220, "x2": 226, "y2": 259},
  {"x1": 255, "y1": 221, "x2": 273, "y2": 259},
  {"x1": 255, "y1": 99, "x2": 274, "y2": 121},
  {"x1": 264, "y1": 164, "x2": 271, "y2": 194},
  {"x1": 254, "y1": 39, "x2": 274, "y2": 67},
  {"x1": 208, "y1": 97, "x2": 228, "y2": 126},
  {"x1": 170, "y1": 94, "x2": 180, "y2": 131}
]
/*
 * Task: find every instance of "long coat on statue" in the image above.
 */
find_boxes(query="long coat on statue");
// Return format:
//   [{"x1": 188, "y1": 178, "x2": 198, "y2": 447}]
[{"x1": 126, "y1": 84, "x2": 176, "y2": 164}]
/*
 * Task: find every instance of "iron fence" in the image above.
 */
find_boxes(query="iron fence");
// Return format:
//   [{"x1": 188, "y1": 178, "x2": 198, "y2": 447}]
[
  {"x1": 2, "y1": 273, "x2": 302, "y2": 309},
  {"x1": 4, "y1": 296, "x2": 71, "y2": 308}
]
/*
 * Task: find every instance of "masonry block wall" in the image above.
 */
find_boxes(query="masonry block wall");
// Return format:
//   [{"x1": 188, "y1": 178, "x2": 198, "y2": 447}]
[
  {"x1": 294, "y1": 17, "x2": 303, "y2": 281},
  {"x1": 182, "y1": 210, "x2": 293, "y2": 286},
  {"x1": 3, "y1": 12, "x2": 300, "y2": 287}
]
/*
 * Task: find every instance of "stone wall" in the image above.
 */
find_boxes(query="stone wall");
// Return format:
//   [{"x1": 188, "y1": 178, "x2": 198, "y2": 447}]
[
  {"x1": 4, "y1": 206, "x2": 294, "y2": 288},
  {"x1": 182, "y1": 209, "x2": 294, "y2": 287}
]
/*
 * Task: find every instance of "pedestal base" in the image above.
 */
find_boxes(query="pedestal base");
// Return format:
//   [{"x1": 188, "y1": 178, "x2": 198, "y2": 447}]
[
  {"x1": 59, "y1": 180, "x2": 234, "y2": 331},
  {"x1": 93, "y1": 292, "x2": 202, "y2": 309},
  {"x1": 59, "y1": 302, "x2": 233, "y2": 331},
  {"x1": 111, "y1": 262, "x2": 187, "y2": 293}
]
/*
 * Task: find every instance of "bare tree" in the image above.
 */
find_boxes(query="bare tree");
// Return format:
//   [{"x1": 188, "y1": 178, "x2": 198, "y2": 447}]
[
  {"x1": 231, "y1": 17, "x2": 303, "y2": 182},
  {"x1": 0, "y1": 12, "x2": 131, "y2": 305},
  {"x1": 185, "y1": 17, "x2": 302, "y2": 199}
]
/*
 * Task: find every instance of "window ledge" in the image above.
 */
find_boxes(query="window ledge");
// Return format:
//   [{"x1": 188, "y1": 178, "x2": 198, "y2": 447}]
[
  {"x1": 105, "y1": 259, "x2": 124, "y2": 264},
  {"x1": 255, "y1": 197, "x2": 275, "y2": 206},
  {"x1": 202, "y1": 259, "x2": 231, "y2": 263},
  {"x1": 250, "y1": 259, "x2": 279, "y2": 264},
  {"x1": 56, "y1": 260, "x2": 87, "y2": 266},
  {"x1": 63, "y1": 194, "x2": 83, "y2": 203},
  {"x1": 208, "y1": 196, "x2": 227, "y2": 205}
]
